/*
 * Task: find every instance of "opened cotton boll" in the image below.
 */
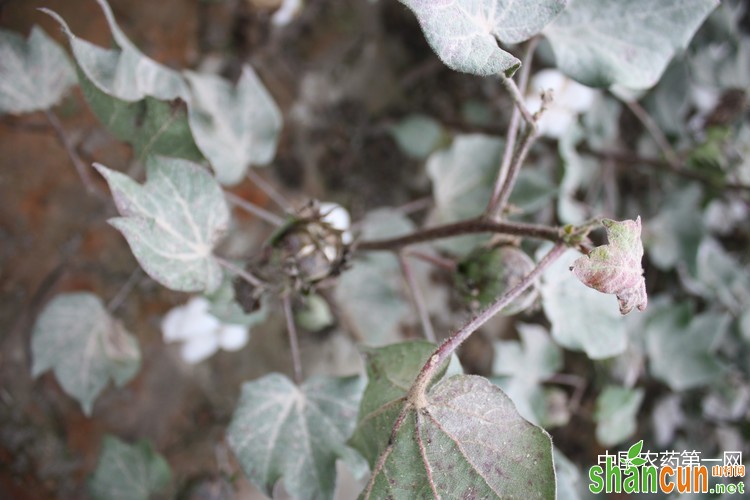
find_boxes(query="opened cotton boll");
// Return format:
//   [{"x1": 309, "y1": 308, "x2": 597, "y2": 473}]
[
  {"x1": 525, "y1": 69, "x2": 598, "y2": 138},
  {"x1": 162, "y1": 297, "x2": 250, "y2": 364},
  {"x1": 319, "y1": 201, "x2": 353, "y2": 244}
]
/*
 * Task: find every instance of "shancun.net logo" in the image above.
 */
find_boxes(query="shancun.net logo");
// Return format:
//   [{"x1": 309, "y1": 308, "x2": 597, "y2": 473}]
[{"x1": 588, "y1": 440, "x2": 746, "y2": 495}]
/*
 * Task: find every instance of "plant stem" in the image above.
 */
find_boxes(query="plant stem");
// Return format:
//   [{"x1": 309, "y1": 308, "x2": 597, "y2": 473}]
[
  {"x1": 488, "y1": 124, "x2": 539, "y2": 217},
  {"x1": 106, "y1": 268, "x2": 143, "y2": 313},
  {"x1": 363, "y1": 243, "x2": 566, "y2": 496},
  {"x1": 584, "y1": 147, "x2": 750, "y2": 193},
  {"x1": 282, "y1": 293, "x2": 303, "y2": 384},
  {"x1": 44, "y1": 110, "x2": 98, "y2": 195},
  {"x1": 404, "y1": 249, "x2": 456, "y2": 272},
  {"x1": 224, "y1": 191, "x2": 285, "y2": 226},
  {"x1": 488, "y1": 37, "x2": 539, "y2": 216},
  {"x1": 246, "y1": 168, "x2": 293, "y2": 212},
  {"x1": 398, "y1": 253, "x2": 436, "y2": 343},
  {"x1": 408, "y1": 243, "x2": 565, "y2": 398},
  {"x1": 357, "y1": 217, "x2": 561, "y2": 252},
  {"x1": 624, "y1": 99, "x2": 680, "y2": 168},
  {"x1": 215, "y1": 256, "x2": 265, "y2": 288},
  {"x1": 499, "y1": 74, "x2": 536, "y2": 127}
]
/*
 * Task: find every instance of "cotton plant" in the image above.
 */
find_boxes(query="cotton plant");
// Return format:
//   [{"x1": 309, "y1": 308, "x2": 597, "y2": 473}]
[
  {"x1": 525, "y1": 69, "x2": 598, "y2": 138},
  {"x1": 162, "y1": 297, "x2": 250, "y2": 364}
]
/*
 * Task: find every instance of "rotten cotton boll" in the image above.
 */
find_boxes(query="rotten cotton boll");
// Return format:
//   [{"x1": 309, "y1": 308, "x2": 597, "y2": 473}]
[
  {"x1": 162, "y1": 297, "x2": 249, "y2": 364},
  {"x1": 234, "y1": 201, "x2": 352, "y2": 312},
  {"x1": 525, "y1": 69, "x2": 597, "y2": 138}
]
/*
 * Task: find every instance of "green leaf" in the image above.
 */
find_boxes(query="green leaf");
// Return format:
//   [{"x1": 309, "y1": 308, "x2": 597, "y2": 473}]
[
  {"x1": 694, "y1": 238, "x2": 750, "y2": 314},
  {"x1": 335, "y1": 209, "x2": 414, "y2": 345},
  {"x1": 361, "y1": 375, "x2": 555, "y2": 499},
  {"x1": 427, "y1": 134, "x2": 502, "y2": 255},
  {"x1": 544, "y1": 0, "x2": 719, "y2": 89},
  {"x1": 539, "y1": 247, "x2": 627, "y2": 359},
  {"x1": 185, "y1": 67, "x2": 282, "y2": 186},
  {"x1": 351, "y1": 342, "x2": 554, "y2": 499},
  {"x1": 644, "y1": 186, "x2": 704, "y2": 275},
  {"x1": 349, "y1": 340, "x2": 444, "y2": 464},
  {"x1": 227, "y1": 373, "x2": 365, "y2": 500},
  {"x1": 89, "y1": 435, "x2": 171, "y2": 500},
  {"x1": 571, "y1": 218, "x2": 648, "y2": 315},
  {"x1": 492, "y1": 324, "x2": 567, "y2": 427},
  {"x1": 95, "y1": 156, "x2": 230, "y2": 293},
  {"x1": 0, "y1": 26, "x2": 75, "y2": 114},
  {"x1": 31, "y1": 293, "x2": 140, "y2": 416},
  {"x1": 594, "y1": 386, "x2": 644, "y2": 447},
  {"x1": 645, "y1": 301, "x2": 727, "y2": 391},
  {"x1": 398, "y1": 0, "x2": 568, "y2": 77},
  {"x1": 42, "y1": 3, "x2": 202, "y2": 160},
  {"x1": 389, "y1": 114, "x2": 444, "y2": 160}
]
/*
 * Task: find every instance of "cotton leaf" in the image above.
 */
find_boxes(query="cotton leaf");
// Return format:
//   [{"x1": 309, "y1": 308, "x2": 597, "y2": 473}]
[
  {"x1": 571, "y1": 217, "x2": 647, "y2": 315},
  {"x1": 227, "y1": 373, "x2": 365, "y2": 500},
  {"x1": 88, "y1": 436, "x2": 171, "y2": 500},
  {"x1": 185, "y1": 66, "x2": 282, "y2": 185},
  {"x1": 398, "y1": 0, "x2": 568, "y2": 77},
  {"x1": 31, "y1": 293, "x2": 141, "y2": 416},
  {"x1": 42, "y1": 2, "x2": 202, "y2": 160},
  {"x1": 544, "y1": 0, "x2": 719, "y2": 89},
  {"x1": 95, "y1": 156, "x2": 230, "y2": 293},
  {"x1": 350, "y1": 342, "x2": 554, "y2": 499},
  {"x1": 0, "y1": 26, "x2": 75, "y2": 115}
]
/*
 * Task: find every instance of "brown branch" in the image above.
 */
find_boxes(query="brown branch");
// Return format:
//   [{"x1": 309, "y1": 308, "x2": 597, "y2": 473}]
[
  {"x1": 357, "y1": 217, "x2": 561, "y2": 252},
  {"x1": 44, "y1": 110, "x2": 98, "y2": 195},
  {"x1": 282, "y1": 294, "x2": 303, "y2": 385},
  {"x1": 399, "y1": 253, "x2": 436, "y2": 343}
]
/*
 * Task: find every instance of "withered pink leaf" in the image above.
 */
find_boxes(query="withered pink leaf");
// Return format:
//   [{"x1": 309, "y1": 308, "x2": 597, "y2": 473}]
[{"x1": 571, "y1": 217, "x2": 647, "y2": 315}]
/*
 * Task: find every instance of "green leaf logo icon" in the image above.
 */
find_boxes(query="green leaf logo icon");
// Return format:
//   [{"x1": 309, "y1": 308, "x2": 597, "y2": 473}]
[{"x1": 627, "y1": 440, "x2": 647, "y2": 467}]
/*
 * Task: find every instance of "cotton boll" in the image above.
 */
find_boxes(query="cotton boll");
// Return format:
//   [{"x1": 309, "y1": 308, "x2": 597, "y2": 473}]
[
  {"x1": 272, "y1": 0, "x2": 303, "y2": 26},
  {"x1": 218, "y1": 324, "x2": 250, "y2": 351},
  {"x1": 525, "y1": 69, "x2": 598, "y2": 139},
  {"x1": 319, "y1": 202, "x2": 353, "y2": 244},
  {"x1": 181, "y1": 333, "x2": 220, "y2": 364},
  {"x1": 162, "y1": 297, "x2": 220, "y2": 342}
]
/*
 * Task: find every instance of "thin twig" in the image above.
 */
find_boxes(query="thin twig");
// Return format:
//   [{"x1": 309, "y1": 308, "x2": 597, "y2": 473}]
[
  {"x1": 584, "y1": 148, "x2": 750, "y2": 193},
  {"x1": 107, "y1": 268, "x2": 143, "y2": 313},
  {"x1": 246, "y1": 168, "x2": 293, "y2": 212},
  {"x1": 224, "y1": 191, "x2": 285, "y2": 226},
  {"x1": 489, "y1": 125, "x2": 539, "y2": 217},
  {"x1": 215, "y1": 256, "x2": 265, "y2": 288},
  {"x1": 499, "y1": 74, "x2": 536, "y2": 127},
  {"x1": 44, "y1": 110, "x2": 98, "y2": 194},
  {"x1": 488, "y1": 37, "x2": 539, "y2": 216},
  {"x1": 357, "y1": 217, "x2": 561, "y2": 252},
  {"x1": 623, "y1": 99, "x2": 680, "y2": 168},
  {"x1": 362, "y1": 243, "x2": 566, "y2": 497},
  {"x1": 412, "y1": 243, "x2": 565, "y2": 387},
  {"x1": 398, "y1": 253, "x2": 436, "y2": 343},
  {"x1": 282, "y1": 293, "x2": 303, "y2": 385},
  {"x1": 403, "y1": 249, "x2": 456, "y2": 272}
]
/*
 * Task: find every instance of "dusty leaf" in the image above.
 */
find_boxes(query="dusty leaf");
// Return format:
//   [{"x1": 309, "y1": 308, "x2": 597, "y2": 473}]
[
  {"x1": 31, "y1": 293, "x2": 141, "y2": 416},
  {"x1": 185, "y1": 66, "x2": 282, "y2": 185},
  {"x1": 89, "y1": 435, "x2": 171, "y2": 500},
  {"x1": 399, "y1": 0, "x2": 568, "y2": 77},
  {"x1": 42, "y1": 2, "x2": 202, "y2": 160},
  {"x1": 227, "y1": 373, "x2": 364, "y2": 500},
  {"x1": 594, "y1": 386, "x2": 644, "y2": 447},
  {"x1": 350, "y1": 342, "x2": 554, "y2": 499},
  {"x1": 360, "y1": 376, "x2": 555, "y2": 499},
  {"x1": 0, "y1": 26, "x2": 75, "y2": 114},
  {"x1": 95, "y1": 156, "x2": 230, "y2": 293},
  {"x1": 544, "y1": 0, "x2": 718, "y2": 89},
  {"x1": 571, "y1": 217, "x2": 647, "y2": 315}
]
